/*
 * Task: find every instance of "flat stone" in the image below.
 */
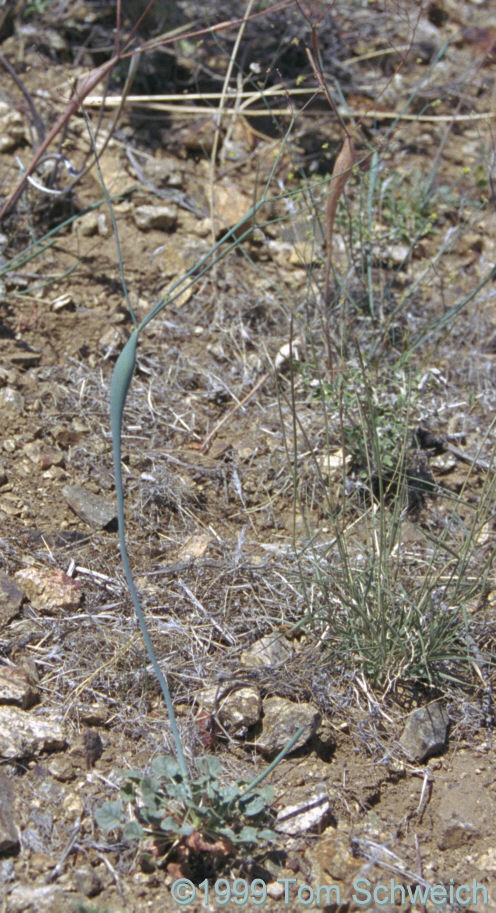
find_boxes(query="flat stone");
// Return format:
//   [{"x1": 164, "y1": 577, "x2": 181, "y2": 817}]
[
  {"x1": 256, "y1": 697, "x2": 321, "y2": 757},
  {"x1": 23, "y1": 441, "x2": 64, "y2": 469},
  {"x1": 133, "y1": 203, "x2": 177, "y2": 231},
  {"x1": 8, "y1": 884, "x2": 67, "y2": 913},
  {"x1": 435, "y1": 778, "x2": 488, "y2": 851},
  {"x1": 179, "y1": 533, "x2": 213, "y2": 560},
  {"x1": 276, "y1": 792, "x2": 331, "y2": 835},
  {"x1": 71, "y1": 864, "x2": 101, "y2": 897},
  {"x1": 159, "y1": 236, "x2": 211, "y2": 279},
  {"x1": 62, "y1": 484, "x2": 117, "y2": 529},
  {"x1": 0, "y1": 771, "x2": 19, "y2": 852},
  {"x1": 0, "y1": 664, "x2": 39, "y2": 709},
  {"x1": 399, "y1": 701, "x2": 449, "y2": 762},
  {"x1": 437, "y1": 818, "x2": 479, "y2": 850},
  {"x1": 141, "y1": 156, "x2": 182, "y2": 188},
  {"x1": 0, "y1": 571, "x2": 24, "y2": 629},
  {"x1": 14, "y1": 566, "x2": 82, "y2": 615},
  {"x1": 212, "y1": 179, "x2": 253, "y2": 231},
  {"x1": 240, "y1": 633, "x2": 293, "y2": 669},
  {"x1": 46, "y1": 755, "x2": 77, "y2": 782},
  {"x1": 305, "y1": 826, "x2": 363, "y2": 885},
  {"x1": 0, "y1": 706, "x2": 66, "y2": 759}
]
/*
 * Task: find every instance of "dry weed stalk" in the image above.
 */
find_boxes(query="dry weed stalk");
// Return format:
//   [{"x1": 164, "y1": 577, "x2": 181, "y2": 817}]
[
  {"x1": 323, "y1": 134, "x2": 355, "y2": 306},
  {"x1": 0, "y1": 0, "x2": 294, "y2": 221}
]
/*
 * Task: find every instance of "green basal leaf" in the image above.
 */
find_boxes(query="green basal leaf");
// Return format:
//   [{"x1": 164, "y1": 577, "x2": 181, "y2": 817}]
[
  {"x1": 95, "y1": 800, "x2": 125, "y2": 832},
  {"x1": 120, "y1": 782, "x2": 137, "y2": 800},
  {"x1": 217, "y1": 825, "x2": 237, "y2": 842},
  {"x1": 152, "y1": 756, "x2": 183, "y2": 780},
  {"x1": 258, "y1": 785, "x2": 274, "y2": 802},
  {"x1": 257, "y1": 828, "x2": 278, "y2": 842},
  {"x1": 220, "y1": 785, "x2": 242, "y2": 805},
  {"x1": 140, "y1": 809, "x2": 166, "y2": 829},
  {"x1": 236, "y1": 825, "x2": 260, "y2": 844},
  {"x1": 195, "y1": 756, "x2": 222, "y2": 777},
  {"x1": 118, "y1": 768, "x2": 144, "y2": 782},
  {"x1": 123, "y1": 820, "x2": 145, "y2": 840},
  {"x1": 159, "y1": 816, "x2": 180, "y2": 832},
  {"x1": 140, "y1": 775, "x2": 160, "y2": 794},
  {"x1": 163, "y1": 781, "x2": 189, "y2": 800},
  {"x1": 239, "y1": 793, "x2": 267, "y2": 816}
]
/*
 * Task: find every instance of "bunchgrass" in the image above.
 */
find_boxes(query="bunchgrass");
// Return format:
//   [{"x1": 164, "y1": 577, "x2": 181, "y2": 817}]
[{"x1": 280, "y1": 95, "x2": 496, "y2": 703}]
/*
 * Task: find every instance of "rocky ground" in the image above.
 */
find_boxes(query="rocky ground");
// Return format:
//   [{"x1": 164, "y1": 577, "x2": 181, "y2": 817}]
[{"x1": 0, "y1": 1, "x2": 496, "y2": 911}]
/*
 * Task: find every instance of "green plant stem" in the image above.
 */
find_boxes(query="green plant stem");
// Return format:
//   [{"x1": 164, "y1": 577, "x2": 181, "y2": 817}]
[
  {"x1": 110, "y1": 330, "x2": 190, "y2": 786},
  {"x1": 108, "y1": 119, "x2": 295, "y2": 787},
  {"x1": 239, "y1": 727, "x2": 304, "y2": 797}
]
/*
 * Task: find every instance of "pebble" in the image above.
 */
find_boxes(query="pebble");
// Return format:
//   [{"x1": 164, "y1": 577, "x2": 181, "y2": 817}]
[{"x1": 62, "y1": 484, "x2": 117, "y2": 529}]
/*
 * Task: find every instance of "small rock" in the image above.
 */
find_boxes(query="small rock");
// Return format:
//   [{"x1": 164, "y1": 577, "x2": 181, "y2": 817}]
[
  {"x1": 399, "y1": 701, "x2": 449, "y2": 762},
  {"x1": 315, "y1": 449, "x2": 352, "y2": 480},
  {"x1": 276, "y1": 792, "x2": 331, "y2": 835},
  {"x1": 437, "y1": 818, "x2": 479, "y2": 850},
  {"x1": 197, "y1": 684, "x2": 262, "y2": 735},
  {"x1": 179, "y1": 533, "x2": 213, "y2": 560},
  {"x1": 0, "y1": 771, "x2": 19, "y2": 852},
  {"x1": 0, "y1": 664, "x2": 39, "y2": 709},
  {"x1": 435, "y1": 778, "x2": 487, "y2": 851},
  {"x1": 8, "y1": 884, "x2": 66, "y2": 913},
  {"x1": 0, "y1": 386, "x2": 24, "y2": 413},
  {"x1": 133, "y1": 204, "x2": 177, "y2": 231},
  {"x1": 266, "y1": 881, "x2": 285, "y2": 900},
  {"x1": 140, "y1": 156, "x2": 182, "y2": 188},
  {"x1": 388, "y1": 243, "x2": 410, "y2": 265},
  {"x1": 80, "y1": 702, "x2": 109, "y2": 726},
  {"x1": 82, "y1": 729, "x2": 104, "y2": 768},
  {"x1": 23, "y1": 441, "x2": 64, "y2": 469},
  {"x1": 306, "y1": 826, "x2": 363, "y2": 885},
  {"x1": 240, "y1": 633, "x2": 293, "y2": 669},
  {"x1": 256, "y1": 697, "x2": 321, "y2": 757},
  {"x1": 14, "y1": 566, "x2": 82, "y2": 615},
  {"x1": 51, "y1": 293, "x2": 74, "y2": 312},
  {"x1": 71, "y1": 864, "x2": 101, "y2": 897},
  {"x1": 46, "y1": 755, "x2": 76, "y2": 782},
  {"x1": 62, "y1": 484, "x2": 117, "y2": 529},
  {"x1": 97, "y1": 212, "x2": 110, "y2": 236},
  {"x1": 212, "y1": 179, "x2": 253, "y2": 231},
  {"x1": 0, "y1": 102, "x2": 25, "y2": 152},
  {"x1": 0, "y1": 571, "x2": 24, "y2": 629},
  {"x1": 72, "y1": 211, "x2": 99, "y2": 236},
  {"x1": 0, "y1": 706, "x2": 66, "y2": 759}
]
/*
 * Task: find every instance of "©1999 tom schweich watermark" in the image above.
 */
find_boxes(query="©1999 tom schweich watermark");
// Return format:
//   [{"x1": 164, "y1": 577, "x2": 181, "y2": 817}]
[{"x1": 170, "y1": 875, "x2": 489, "y2": 907}]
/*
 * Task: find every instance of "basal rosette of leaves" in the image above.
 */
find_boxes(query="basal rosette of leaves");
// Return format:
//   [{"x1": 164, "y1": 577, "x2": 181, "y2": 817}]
[{"x1": 95, "y1": 755, "x2": 277, "y2": 873}]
